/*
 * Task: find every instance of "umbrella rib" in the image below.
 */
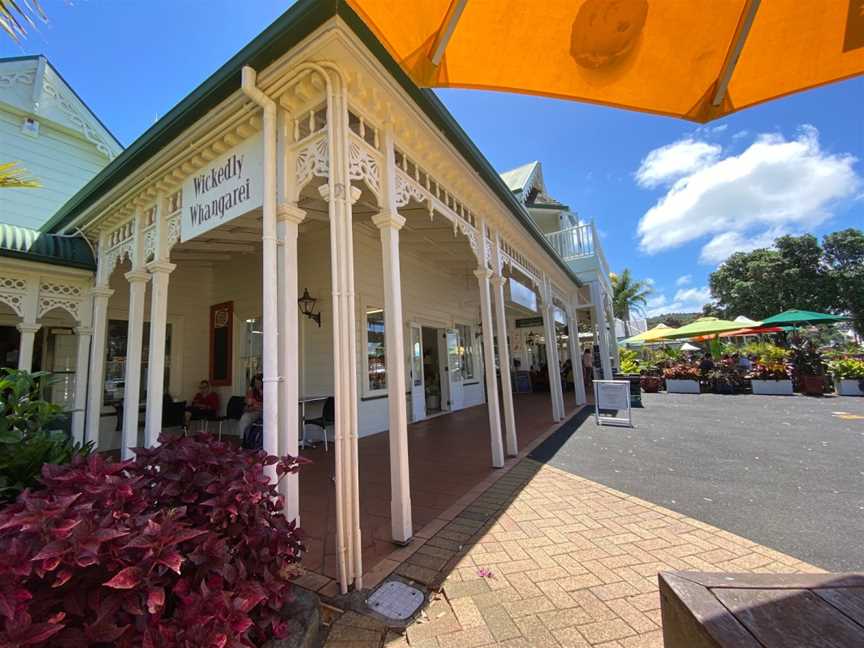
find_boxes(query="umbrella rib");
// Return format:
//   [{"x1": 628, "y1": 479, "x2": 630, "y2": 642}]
[
  {"x1": 430, "y1": 0, "x2": 468, "y2": 65},
  {"x1": 712, "y1": 0, "x2": 761, "y2": 107}
]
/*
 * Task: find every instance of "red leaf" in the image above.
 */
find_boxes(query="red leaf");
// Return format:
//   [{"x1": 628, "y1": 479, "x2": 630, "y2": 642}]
[
  {"x1": 103, "y1": 566, "x2": 142, "y2": 590},
  {"x1": 157, "y1": 550, "x2": 183, "y2": 574},
  {"x1": 147, "y1": 587, "x2": 165, "y2": 614},
  {"x1": 53, "y1": 569, "x2": 73, "y2": 588}
]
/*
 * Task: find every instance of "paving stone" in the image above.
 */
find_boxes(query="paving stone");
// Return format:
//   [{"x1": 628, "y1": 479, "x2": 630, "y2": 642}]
[
  {"x1": 575, "y1": 619, "x2": 636, "y2": 644},
  {"x1": 435, "y1": 625, "x2": 496, "y2": 648},
  {"x1": 478, "y1": 605, "x2": 522, "y2": 642},
  {"x1": 443, "y1": 578, "x2": 491, "y2": 600}
]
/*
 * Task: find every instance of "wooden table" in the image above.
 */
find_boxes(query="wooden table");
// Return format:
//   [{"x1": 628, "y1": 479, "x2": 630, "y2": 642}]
[{"x1": 660, "y1": 572, "x2": 864, "y2": 648}]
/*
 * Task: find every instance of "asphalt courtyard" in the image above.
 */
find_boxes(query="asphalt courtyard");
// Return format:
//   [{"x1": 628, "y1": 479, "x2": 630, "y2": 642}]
[{"x1": 530, "y1": 392, "x2": 864, "y2": 571}]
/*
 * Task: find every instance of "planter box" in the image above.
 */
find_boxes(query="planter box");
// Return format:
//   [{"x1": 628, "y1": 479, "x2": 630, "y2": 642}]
[
  {"x1": 752, "y1": 379, "x2": 793, "y2": 395},
  {"x1": 837, "y1": 379, "x2": 864, "y2": 396},
  {"x1": 666, "y1": 379, "x2": 700, "y2": 394}
]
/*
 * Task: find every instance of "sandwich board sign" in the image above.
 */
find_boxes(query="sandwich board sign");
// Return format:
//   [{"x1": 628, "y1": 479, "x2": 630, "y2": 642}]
[
  {"x1": 593, "y1": 380, "x2": 633, "y2": 427},
  {"x1": 181, "y1": 132, "x2": 263, "y2": 241}
]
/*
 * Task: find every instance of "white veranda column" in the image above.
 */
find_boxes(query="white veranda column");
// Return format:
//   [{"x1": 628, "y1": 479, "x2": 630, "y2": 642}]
[
  {"x1": 85, "y1": 285, "x2": 114, "y2": 447},
  {"x1": 121, "y1": 270, "x2": 148, "y2": 460},
  {"x1": 607, "y1": 298, "x2": 620, "y2": 371},
  {"x1": 372, "y1": 208, "x2": 413, "y2": 544},
  {"x1": 16, "y1": 322, "x2": 41, "y2": 371},
  {"x1": 590, "y1": 281, "x2": 613, "y2": 380},
  {"x1": 144, "y1": 261, "x2": 175, "y2": 447},
  {"x1": 491, "y1": 273, "x2": 517, "y2": 456},
  {"x1": 277, "y1": 205, "x2": 305, "y2": 523},
  {"x1": 541, "y1": 297, "x2": 562, "y2": 422},
  {"x1": 71, "y1": 296, "x2": 94, "y2": 444},
  {"x1": 567, "y1": 306, "x2": 587, "y2": 406},
  {"x1": 548, "y1": 303, "x2": 566, "y2": 418},
  {"x1": 476, "y1": 262, "x2": 505, "y2": 469}
]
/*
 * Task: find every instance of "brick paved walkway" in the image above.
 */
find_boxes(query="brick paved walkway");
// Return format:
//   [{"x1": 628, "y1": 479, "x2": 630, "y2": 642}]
[{"x1": 323, "y1": 454, "x2": 822, "y2": 647}]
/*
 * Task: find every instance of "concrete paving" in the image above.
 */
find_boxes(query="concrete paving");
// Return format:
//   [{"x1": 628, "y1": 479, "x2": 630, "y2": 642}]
[{"x1": 530, "y1": 393, "x2": 864, "y2": 571}]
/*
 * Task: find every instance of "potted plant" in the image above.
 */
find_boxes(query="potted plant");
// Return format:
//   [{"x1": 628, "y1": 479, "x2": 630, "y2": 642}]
[
  {"x1": 640, "y1": 372, "x2": 663, "y2": 393},
  {"x1": 614, "y1": 350, "x2": 642, "y2": 405},
  {"x1": 829, "y1": 358, "x2": 864, "y2": 396},
  {"x1": 790, "y1": 340, "x2": 826, "y2": 396},
  {"x1": 708, "y1": 368, "x2": 740, "y2": 395},
  {"x1": 663, "y1": 364, "x2": 701, "y2": 394},
  {"x1": 749, "y1": 361, "x2": 793, "y2": 395}
]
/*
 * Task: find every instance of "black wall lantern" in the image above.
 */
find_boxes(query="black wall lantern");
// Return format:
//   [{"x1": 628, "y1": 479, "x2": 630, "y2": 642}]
[{"x1": 298, "y1": 288, "x2": 321, "y2": 327}]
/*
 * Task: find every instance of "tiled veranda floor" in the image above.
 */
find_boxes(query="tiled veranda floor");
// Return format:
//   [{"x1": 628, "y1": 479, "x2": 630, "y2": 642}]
[{"x1": 297, "y1": 390, "x2": 577, "y2": 586}]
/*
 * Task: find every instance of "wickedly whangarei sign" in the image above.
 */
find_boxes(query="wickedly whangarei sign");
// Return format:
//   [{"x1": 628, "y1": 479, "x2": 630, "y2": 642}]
[{"x1": 181, "y1": 133, "x2": 263, "y2": 241}]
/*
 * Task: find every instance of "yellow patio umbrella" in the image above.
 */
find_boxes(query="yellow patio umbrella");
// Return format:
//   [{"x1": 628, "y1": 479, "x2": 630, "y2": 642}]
[
  {"x1": 621, "y1": 322, "x2": 678, "y2": 345},
  {"x1": 347, "y1": 0, "x2": 864, "y2": 122},
  {"x1": 654, "y1": 317, "x2": 745, "y2": 340}
]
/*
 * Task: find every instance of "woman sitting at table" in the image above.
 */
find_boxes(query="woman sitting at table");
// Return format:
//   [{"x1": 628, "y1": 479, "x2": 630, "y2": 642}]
[
  {"x1": 238, "y1": 374, "x2": 263, "y2": 440},
  {"x1": 184, "y1": 379, "x2": 219, "y2": 431}
]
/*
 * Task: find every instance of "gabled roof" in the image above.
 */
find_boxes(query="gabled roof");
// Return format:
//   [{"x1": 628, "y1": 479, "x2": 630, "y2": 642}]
[
  {"x1": 0, "y1": 224, "x2": 95, "y2": 270},
  {"x1": 0, "y1": 55, "x2": 122, "y2": 159},
  {"x1": 500, "y1": 161, "x2": 540, "y2": 193},
  {"x1": 39, "y1": 0, "x2": 580, "y2": 286}
]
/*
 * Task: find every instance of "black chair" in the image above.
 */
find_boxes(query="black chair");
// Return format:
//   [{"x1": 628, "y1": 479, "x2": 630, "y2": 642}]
[
  {"x1": 163, "y1": 400, "x2": 186, "y2": 428},
  {"x1": 242, "y1": 421, "x2": 263, "y2": 450},
  {"x1": 304, "y1": 397, "x2": 334, "y2": 451},
  {"x1": 213, "y1": 396, "x2": 246, "y2": 440}
]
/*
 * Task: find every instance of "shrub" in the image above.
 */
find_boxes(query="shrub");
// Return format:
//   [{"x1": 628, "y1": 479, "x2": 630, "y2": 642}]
[
  {"x1": 829, "y1": 358, "x2": 864, "y2": 380},
  {"x1": 618, "y1": 349, "x2": 640, "y2": 374},
  {"x1": 743, "y1": 342, "x2": 789, "y2": 364},
  {"x1": 750, "y1": 361, "x2": 790, "y2": 380},
  {"x1": 0, "y1": 369, "x2": 91, "y2": 503},
  {"x1": 0, "y1": 434, "x2": 305, "y2": 647},
  {"x1": 662, "y1": 364, "x2": 701, "y2": 380}
]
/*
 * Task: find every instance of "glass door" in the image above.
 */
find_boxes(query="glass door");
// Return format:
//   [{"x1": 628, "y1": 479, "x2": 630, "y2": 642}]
[
  {"x1": 409, "y1": 323, "x2": 425, "y2": 422},
  {"x1": 446, "y1": 329, "x2": 464, "y2": 411}
]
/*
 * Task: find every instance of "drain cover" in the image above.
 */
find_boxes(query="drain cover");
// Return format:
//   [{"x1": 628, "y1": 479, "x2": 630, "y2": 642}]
[{"x1": 366, "y1": 580, "x2": 424, "y2": 620}]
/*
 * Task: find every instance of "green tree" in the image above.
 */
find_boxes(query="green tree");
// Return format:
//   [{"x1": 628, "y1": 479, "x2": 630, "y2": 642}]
[
  {"x1": 610, "y1": 268, "x2": 652, "y2": 337},
  {"x1": 823, "y1": 228, "x2": 864, "y2": 335},
  {"x1": 709, "y1": 229, "x2": 864, "y2": 335}
]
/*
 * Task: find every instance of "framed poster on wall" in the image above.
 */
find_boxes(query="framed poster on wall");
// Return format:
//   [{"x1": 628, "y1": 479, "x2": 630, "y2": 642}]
[{"x1": 209, "y1": 301, "x2": 233, "y2": 387}]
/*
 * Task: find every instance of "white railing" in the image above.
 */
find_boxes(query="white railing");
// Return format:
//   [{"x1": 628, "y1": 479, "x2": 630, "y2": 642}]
[{"x1": 545, "y1": 221, "x2": 610, "y2": 278}]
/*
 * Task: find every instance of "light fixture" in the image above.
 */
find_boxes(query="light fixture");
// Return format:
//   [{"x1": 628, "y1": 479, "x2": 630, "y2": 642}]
[{"x1": 298, "y1": 288, "x2": 321, "y2": 327}]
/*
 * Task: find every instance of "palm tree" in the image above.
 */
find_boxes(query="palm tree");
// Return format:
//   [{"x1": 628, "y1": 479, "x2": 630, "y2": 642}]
[
  {"x1": 611, "y1": 269, "x2": 652, "y2": 337},
  {"x1": 0, "y1": 162, "x2": 39, "y2": 188},
  {"x1": 0, "y1": 0, "x2": 46, "y2": 42}
]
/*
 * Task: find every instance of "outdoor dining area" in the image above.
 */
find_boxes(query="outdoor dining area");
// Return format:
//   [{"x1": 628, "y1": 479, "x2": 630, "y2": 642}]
[{"x1": 618, "y1": 309, "x2": 864, "y2": 398}]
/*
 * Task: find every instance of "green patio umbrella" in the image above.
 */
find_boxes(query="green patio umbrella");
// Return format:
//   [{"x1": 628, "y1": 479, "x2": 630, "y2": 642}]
[
  {"x1": 760, "y1": 309, "x2": 849, "y2": 326},
  {"x1": 654, "y1": 317, "x2": 744, "y2": 340}
]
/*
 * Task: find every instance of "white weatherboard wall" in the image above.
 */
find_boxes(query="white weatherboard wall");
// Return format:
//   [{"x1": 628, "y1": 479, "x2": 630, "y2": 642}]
[
  {"x1": 0, "y1": 110, "x2": 108, "y2": 229},
  {"x1": 207, "y1": 223, "x2": 486, "y2": 438}
]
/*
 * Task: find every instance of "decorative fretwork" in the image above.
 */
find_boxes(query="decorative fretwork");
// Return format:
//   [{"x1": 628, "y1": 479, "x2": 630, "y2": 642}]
[
  {"x1": 41, "y1": 78, "x2": 117, "y2": 160},
  {"x1": 0, "y1": 275, "x2": 28, "y2": 316},
  {"x1": 0, "y1": 70, "x2": 35, "y2": 88},
  {"x1": 168, "y1": 190, "x2": 182, "y2": 213},
  {"x1": 499, "y1": 237, "x2": 542, "y2": 292},
  {"x1": 296, "y1": 135, "x2": 329, "y2": 191},
  {"x1": 294, "y1": 104, "x2": 327, "y2": 143},
  {"x1": 394, "y1": 171, "x2": 426, "y2": 208},
  {"x1": 347, "y1": 110, "x2": 379, "y2": 149},
  {"x1": 143, "y1": 225, "x2": 157, "y2": 262},
  {"x1": 348, "y1": 137, "x2": 380, "y2": 197},
  {"x1": 38, "y1": 296, "x2": 79, "y2": 321},
  {"x1": 102, "y1": 218, "x2": 137, "y2": 273},
  {"x1": 166, "y1": 214, "x2": 181, "y2": 248}
]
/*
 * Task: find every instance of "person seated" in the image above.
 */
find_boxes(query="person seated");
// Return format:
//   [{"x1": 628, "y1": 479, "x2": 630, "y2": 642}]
[
  {"x1": 698, "y1": 354, "x2": 715, "y2": 372},
  {"x1": 238, "y1": 374, "x2": 264, "y2": 440},
  {"x1": 184, "y1": 379, "x2": 219, "y2": 430}
]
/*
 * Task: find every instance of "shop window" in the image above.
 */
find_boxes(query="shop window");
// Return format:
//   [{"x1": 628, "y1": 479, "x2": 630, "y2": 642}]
[
  {"x1": 456, "y1": 323, "x2": 475, "y2": 381},
  {"x1": 44, "y1": 328, "x2": 76, "y2": 410},
  {"x1": 104, "y1": 320, "x2": 172, "y2": 406},
  {"x1": 240, "y1": 317, "x2": 263, "y2": 389},
  {"x1": 366, "y1": 307, "x2": 386, "y2": 392}
]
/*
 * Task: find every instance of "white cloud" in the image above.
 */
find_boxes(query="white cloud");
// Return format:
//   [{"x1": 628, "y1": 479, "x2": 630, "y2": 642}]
[
  {"x1": 675, "y1": 274, "x2": 692, "y2": 287},
  {"x1": 644, "y1": 277, "x2": 656, "y2": 286},
  {"x1": 699, "y1": 227, "x2": 787, "y2": 264},
  {"x1": 636, "y1": 126, "x2": 860, "y2": 263},
  {"x1": 635, "y1": 138, "x2": 722, "y2": 188},
  {"x1": 644, "y1": 285, "x2": 713, "y2": 317}
]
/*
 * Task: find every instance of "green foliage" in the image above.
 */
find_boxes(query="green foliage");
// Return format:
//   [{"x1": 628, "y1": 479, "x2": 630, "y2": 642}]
[
  {"x1": 611, "y1": 269, "x2": 652, "y2": 336},
  {"x1": 828, "y1": 358, "x2": 864, "y2": 380},
  {"x1": 708, "y1": 229, "x2": 864, "y2": 336},
  {"x1": 789, "y1": 338, "x2": 825, "y2": 376},
  {"x1": 618, "y1": 348, "x2": 640, "y2": 374},
  {"x1": 743, "y1": 342, "x2": 789, "y2": 364},
  {"x1": 646, "y1": 312, "x2": 701, "y2": 329},
  {"x1": 0, "y1": 369, "x2": 91, "y2": 502}
]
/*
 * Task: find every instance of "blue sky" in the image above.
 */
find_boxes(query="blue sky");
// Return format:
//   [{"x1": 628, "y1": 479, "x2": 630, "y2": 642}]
[{"x1": 4, "y1": 0, "x2": 862, "y2": 316}]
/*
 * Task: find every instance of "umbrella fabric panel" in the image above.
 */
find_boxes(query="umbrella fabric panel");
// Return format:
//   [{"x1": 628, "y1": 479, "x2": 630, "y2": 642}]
[
  {"x1": 347, "y1": 0, "x2": 864, "y2": 123},
  {"x1": 760, "y1": 309, "x2": 850, "y2": 326}
]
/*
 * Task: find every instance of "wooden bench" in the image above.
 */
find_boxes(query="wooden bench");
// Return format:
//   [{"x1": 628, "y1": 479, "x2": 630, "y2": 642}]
[{"x1": 660, "y1": 572, "x2": 864, "y2": 647}]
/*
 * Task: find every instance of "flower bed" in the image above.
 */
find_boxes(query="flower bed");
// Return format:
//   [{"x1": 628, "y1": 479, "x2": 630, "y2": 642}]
[
  {"x1": 0, "y1": 434, "x2": 305, "y2": 647},
  {"x1": 830, "y1": 358, "x2": 864, "y2": 396}
]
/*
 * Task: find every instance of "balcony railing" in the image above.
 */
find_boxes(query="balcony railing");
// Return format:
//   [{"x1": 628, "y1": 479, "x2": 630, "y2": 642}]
[{"x1": 545, "y1": 221, "x2": 609, "y2": 278}]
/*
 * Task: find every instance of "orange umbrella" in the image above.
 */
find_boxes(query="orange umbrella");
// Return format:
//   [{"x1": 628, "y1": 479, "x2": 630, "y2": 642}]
[
  {"x1": 692, "y1": 325, "x2": 784, "y2": 341},
  {"x1": 347, "y1": 0, "x2": 864, "y2": 122}
]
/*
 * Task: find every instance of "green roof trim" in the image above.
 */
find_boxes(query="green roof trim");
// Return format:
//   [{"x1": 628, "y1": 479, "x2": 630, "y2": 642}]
[
  {"x1": 0, "y1": 224, "x2": 95, "y2": 270},
  {"x1": 41, "y1": 0, "x2": 580, "y2": 286}
]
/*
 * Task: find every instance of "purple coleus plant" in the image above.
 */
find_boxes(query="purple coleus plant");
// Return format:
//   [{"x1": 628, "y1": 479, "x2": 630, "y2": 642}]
[{"x1": 0, "y1": 434, "x2": 306, "y2": 647}]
